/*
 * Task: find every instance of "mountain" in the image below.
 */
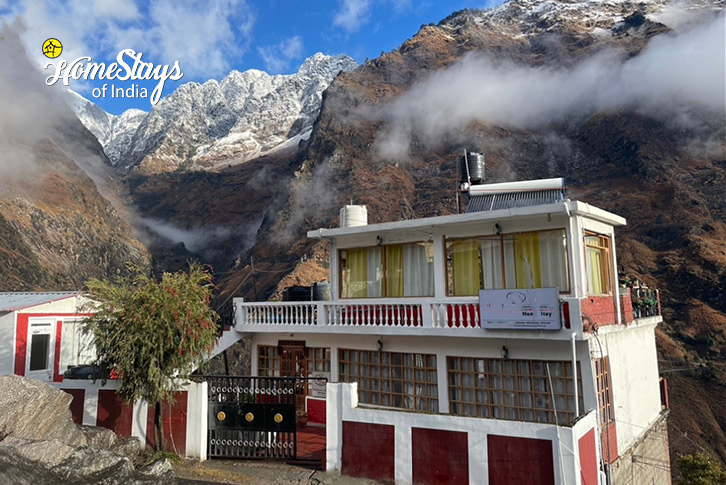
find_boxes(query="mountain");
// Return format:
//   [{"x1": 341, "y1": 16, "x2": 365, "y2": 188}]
[
  {"x1": 200, "y1": 0, "x2": 724, "y2": 472},
  {"x1": 71, "y1": 53, "x2": 357, "y2": 174},
  {"x1": 0, "y1": 27, "x2": 150, "y2": 290}
]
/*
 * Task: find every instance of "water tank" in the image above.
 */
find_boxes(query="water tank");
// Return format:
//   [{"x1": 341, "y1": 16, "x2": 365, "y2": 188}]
[
  {"x1": 340, "y1": 205, "x2": 368, "y2": 228},
  {"x1": 312, "y1": 281, "x2": 331, "y2": 301},
  {"x1": 459, "y1": 152, "x2": 485, "y2": 185}
]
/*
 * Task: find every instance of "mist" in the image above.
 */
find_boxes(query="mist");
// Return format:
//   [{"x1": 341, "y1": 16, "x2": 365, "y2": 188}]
[{"x1": 374, "y1": 12, "x2": 726, "y2": 159}]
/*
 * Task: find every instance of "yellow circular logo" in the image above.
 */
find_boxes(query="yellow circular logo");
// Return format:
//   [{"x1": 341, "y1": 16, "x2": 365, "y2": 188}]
[
  {"x1": 42, "y1": 38, "x2": 63, "y2": 59},
  {"x1": 273, "y1": 413, "x2": 283, "y2": 424},
  {"x1": 216, "y1": 411, "x2": 226, "y2": 421},
  {"x1": 245, "y1": 412, "x2": 254, "y2": 422}
]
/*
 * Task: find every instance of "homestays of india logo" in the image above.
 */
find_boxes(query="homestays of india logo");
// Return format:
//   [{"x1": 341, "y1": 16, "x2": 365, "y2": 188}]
[{"x1": 43, "y1": 39, "x2": 183, "y2": 105}]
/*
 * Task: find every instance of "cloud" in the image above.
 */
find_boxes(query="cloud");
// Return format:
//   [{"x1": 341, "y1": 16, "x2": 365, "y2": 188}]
[
  {"x1": 5, "y1": 0, "x2": 255, "y2": 81},
  {"x1": 333, "y1": 0, "x2": 371, "y2": 33},
  {"x1": 374, "y1": 12, "x2": 726, "y2": 159},
  {"x1": 257, "y1": 35, "x2": 303, "y2": 74}
]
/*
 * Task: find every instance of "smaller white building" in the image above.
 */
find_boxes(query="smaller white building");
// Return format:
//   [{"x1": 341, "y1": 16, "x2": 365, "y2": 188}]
[{"x1": 0, "y1": 292, "x2": 213, "y2": 458}]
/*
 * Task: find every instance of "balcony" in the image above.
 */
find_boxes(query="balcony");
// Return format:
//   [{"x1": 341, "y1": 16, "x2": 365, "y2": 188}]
[{"x1": 234, "y1": 296, "x2": 590, "y2": 340}]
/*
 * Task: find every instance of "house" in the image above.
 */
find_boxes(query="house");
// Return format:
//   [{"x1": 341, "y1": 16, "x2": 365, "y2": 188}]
[
  {"x1": 232, "y1": 175, "x2": 670, "y2": 484},
  {"x1": 0, "y1": 291, "x2": 239, "y2": 459}
]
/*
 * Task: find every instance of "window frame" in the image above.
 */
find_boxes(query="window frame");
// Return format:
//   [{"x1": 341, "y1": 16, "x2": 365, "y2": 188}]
[
  {"x1": 445, "y1": 228, "x2": 571, "y2": 296},
  {"x1": 584, "y1": 232, "x2": 613, "y2": 296},
  {"x1": 338, "y1": 241, "x2": 435, "y2": 299}
]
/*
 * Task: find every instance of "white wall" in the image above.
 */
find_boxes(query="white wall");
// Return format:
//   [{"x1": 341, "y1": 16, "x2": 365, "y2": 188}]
[
  {"x1": 327, "y1": 382, "x2": 601, "y2": 485},
  {"x1": 590, "y1": 319, "x2": 662, "y2": 454},
  {"x1": 0, "y1": 312, "x2": 16, "y2": 375}
]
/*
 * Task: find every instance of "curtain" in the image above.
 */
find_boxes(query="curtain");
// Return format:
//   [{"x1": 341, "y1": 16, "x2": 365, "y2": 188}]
[
  {"x1": 539, "y1": 230, "x2": 569, "y2": 292},
  {"x1": 346, "y1": 249, "x2": 368, "y2": 298},
  {"x1": 514, "y1": 233, "x2": 542, "y2": 288},
  {"x1": 403, "y1": 244, "x2": 434, "y2": 296},
  {"x1": 587, "y1": 247, "x2": 604, "y2": 294},
  {"x1": 452, "y1": 240, "x2": 480, "y2": 296},
  {"x1": 367, "y1": 248, "x2": 382, "y2": 297},
  {"x1": 480, "y1": 238, "x2": 504, "y2": 289},
  {"x1": 385, "y1": 246, "x2": 404, "y2": 297}
]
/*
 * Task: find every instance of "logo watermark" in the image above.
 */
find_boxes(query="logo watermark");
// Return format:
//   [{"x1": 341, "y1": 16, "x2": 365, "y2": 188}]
[{"x1": 43, "y1": 40, "x2": 184, "y2": 105}]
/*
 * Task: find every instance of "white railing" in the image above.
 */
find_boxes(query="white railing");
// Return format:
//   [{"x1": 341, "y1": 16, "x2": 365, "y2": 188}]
[{"x1": 236, "y1": 298, "x2": 483, "y2": 329}]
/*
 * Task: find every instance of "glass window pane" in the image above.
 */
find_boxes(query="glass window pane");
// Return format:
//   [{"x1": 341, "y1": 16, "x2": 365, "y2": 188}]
[{"x1": 29, "y1": 334, "x2": 50, "y2": 371}]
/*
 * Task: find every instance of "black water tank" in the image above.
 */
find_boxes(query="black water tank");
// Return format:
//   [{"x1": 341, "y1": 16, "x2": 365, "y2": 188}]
[
  {"x1": 283, "y1": 285, "x2": 311, "y2": 301},
  {"x1": 312, "y1": 281, "x2": 331, "y2": 301},
  {"x1": 459, "y1": 152, "x2": 485, "y2": 185}
]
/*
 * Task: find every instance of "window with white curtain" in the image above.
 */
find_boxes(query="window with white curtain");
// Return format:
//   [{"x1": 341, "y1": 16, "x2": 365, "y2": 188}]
[
  {"x1": 340, "y1": 242, "x2": 434, "y2": 298},
  {"x1": 447, "y1": 229, "x2": 570, "y2": 296},
  {"x1": 59, "y1": 320, "x2": 95, "y2": 370}
]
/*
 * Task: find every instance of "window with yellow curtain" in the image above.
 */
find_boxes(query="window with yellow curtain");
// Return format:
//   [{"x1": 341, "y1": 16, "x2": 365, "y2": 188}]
[
  {"x1": 447, "y1": 230, "x2": 570, "y2": 295},
  {"x1": 585, "y1": 234, "x2": 610, "y2": 295},
  {"x1": 344, "y1": 248, "x2": 369, "y2": 298},
  {"x1": 450, "y1": 239, "x2": 481, "y2": 296},
  {"x1": 385, "y1": 246, "x2": 404, "y2": 297},
  {"x1": 514, "y1": 233, "x2": 542, "y2": 289}
]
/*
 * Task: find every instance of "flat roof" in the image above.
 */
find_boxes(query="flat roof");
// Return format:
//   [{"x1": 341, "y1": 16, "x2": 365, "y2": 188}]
[
  {"x1": 308, "y1": 200, "x2": 626, "y2": 240},
  {"x1": 0, "y1": 292, "x2": 79, "y2": 312}
]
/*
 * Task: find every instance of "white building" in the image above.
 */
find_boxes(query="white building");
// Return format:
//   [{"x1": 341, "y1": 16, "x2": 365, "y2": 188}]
[{"x1": 233, "y1": 177, "x2": 670, "y2": 484}]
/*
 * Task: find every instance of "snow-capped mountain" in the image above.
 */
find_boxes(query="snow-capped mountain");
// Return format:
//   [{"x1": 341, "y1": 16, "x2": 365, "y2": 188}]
[{"x1": 70, "y1": 53, "x2": 357, "y2": 174}]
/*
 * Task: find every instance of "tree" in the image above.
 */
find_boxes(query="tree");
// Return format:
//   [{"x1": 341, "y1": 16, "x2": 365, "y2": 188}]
[
  {"x1": 678, "y1": 453, "x2": 726, "y2": 485},
  {"x1": 83, "y1": 262, "x2": 219, "y2": 451}
]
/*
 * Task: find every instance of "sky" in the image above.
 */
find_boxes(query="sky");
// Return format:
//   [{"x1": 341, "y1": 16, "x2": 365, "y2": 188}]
[{"x1": 0, "y1": 0, "x2": 504, "y2": 115}]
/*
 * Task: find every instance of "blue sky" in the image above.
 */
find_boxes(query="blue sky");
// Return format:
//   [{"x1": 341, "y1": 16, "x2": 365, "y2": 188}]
[{"x1": 1, "y1": 0, "x2": 504, "y2": 115}]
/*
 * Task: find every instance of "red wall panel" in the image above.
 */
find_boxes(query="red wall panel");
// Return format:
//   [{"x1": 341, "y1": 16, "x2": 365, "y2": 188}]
[
  {"x1": 145, "y1": 391, "x2": 188, "y2": 455},
  {"x1": 578, "y1": 429, "x2": 599, "y2": 485},
  {"x1": 97, "y1": 389, "x2": 133, "y2": 436},
  {"x1": 341, "y1": 421, "x2": 395, "y2": 483},
  {"x1": 487, "y1": 435, "x2": 555, "y2": 485},
  {"x1": 601, "y1": 422, "x2": 619, "y2": 464},
  {"x1": 53, "y1": 320, "x2": 63, "y2": 382},
  {"x1": 14, "y1": 314, "x2": 29, "y2": 375},
  {"x1": 412, "y1": 427, "x2": 469, "y2": 485},
  {"x1": 581, "y1": 296, "x2": 617, "y2": 330},
  {"x1": 306, "y1": 397, "x2": 326, "y2": 425},
  {"x1": 61, "y1": 388, "x2": 85, "y2": 425}
]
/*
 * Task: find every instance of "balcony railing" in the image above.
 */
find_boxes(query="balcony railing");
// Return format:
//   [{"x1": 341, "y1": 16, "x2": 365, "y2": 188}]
[
  {"x1": 237, "y1": 299, "x2": 483, "y2": 329},
  {"x1": 630, "y1": 286, "x2": 661, "y2": 319}
]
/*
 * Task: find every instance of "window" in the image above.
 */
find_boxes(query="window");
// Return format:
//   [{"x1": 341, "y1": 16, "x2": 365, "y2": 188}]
[
  {"x1": 257, "y1": 345, "x2": 330, "y2": 396},
  {"x1": 60, "y1": 320, "x2": 95, "y2": 370},
  {"x1": 595, "y1": 357, "x2": 614, "y2": 425},
  {"x1": 339, "y1": 349, "x2": 438, "y2": 412},
  {"x1": 447, "y1": 357, "x2": 583, "y2": 425},
  {"x1": 585, "y1": 234, "x2": 611, "y2": 295},
  {"x1": 446, "y1": 229, "x2": 570, "y2": 296},
  {"x1": 29, "y1": 334, "x2": 50, "y2": 371},
  {"x1": 340, "y1": 242, "x2": 434, "y2": 298}
]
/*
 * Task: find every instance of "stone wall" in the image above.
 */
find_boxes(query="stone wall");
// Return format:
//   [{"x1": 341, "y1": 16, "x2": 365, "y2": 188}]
[{"x1": 610, "y1": 413, "x2": 671, "y2": 485}]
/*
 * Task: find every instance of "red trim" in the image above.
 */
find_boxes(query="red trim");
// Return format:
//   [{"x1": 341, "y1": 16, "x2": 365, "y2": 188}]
[
  {"x1": 145, "y1": 392, "x2": 188, "y2": 455},
  {"x1": 97, "y1": 389, "x2": 133, "y2": 436},
  {"x1": 14, "y1": 314, "x2": 29, "y2": 375},
  {"x1": 578, "y1": 429, "x2": 598, "y2": 485},
  {"x1": 53, "y1": 320, "x2": 63, "y2": 382}
]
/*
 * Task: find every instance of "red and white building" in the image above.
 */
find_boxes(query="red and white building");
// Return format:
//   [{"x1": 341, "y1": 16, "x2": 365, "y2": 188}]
[
  {"x1": 234, "y1": 178, "x2": 670, "y2": 484},
  {"x1": 0, "y1": 291, "x2": 240, "y2": 459}
]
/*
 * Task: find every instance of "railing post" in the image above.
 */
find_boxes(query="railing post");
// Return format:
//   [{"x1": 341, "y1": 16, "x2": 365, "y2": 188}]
[
  {"x1": 318, "y1": 302, "x2": 328, "y2": 326},
  {"x1": 421, "y1": 302, "x2": 433, "y2": 328}
]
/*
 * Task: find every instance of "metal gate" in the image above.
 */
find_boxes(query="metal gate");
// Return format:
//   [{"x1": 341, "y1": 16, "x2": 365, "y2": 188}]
[{"x1": 206, "y1": 376, "x2": 298, "y2": 459}]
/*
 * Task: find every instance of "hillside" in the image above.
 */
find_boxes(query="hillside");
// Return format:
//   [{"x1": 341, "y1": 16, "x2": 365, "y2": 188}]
[{"x1": 211, "y1": 0, "x2": 726, "y2": 470}]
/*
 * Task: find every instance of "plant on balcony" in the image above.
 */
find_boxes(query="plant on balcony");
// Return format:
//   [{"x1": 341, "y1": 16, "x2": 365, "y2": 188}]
[{"x1": 82, "y1": 262, "x2": 219, "y2": 451}]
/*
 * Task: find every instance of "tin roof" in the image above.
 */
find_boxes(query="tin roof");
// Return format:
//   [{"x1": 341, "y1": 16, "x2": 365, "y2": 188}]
[{"x1": 0, "y1": 292, "x2": 80, "y2": 312}]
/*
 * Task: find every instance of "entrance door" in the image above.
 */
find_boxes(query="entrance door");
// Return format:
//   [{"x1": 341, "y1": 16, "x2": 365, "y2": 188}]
[
  {"x1": 26, "y1": 320, "x2": 54, "y2": 381},
  {"x1": 280, "y1": 345, "x2": 307, "y2": 425}
]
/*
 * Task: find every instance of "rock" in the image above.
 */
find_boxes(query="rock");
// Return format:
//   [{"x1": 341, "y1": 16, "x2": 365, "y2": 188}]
[
  {"x1": 0, "y1": 375, "x2": 86, "y2": 446},
  {"x1": 0, "y1": 376, "x2": 169, "y2": 484}
]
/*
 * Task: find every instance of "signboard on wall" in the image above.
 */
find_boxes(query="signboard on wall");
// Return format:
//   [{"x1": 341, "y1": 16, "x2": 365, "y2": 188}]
[
  {"x1": 479, "y1": 288, "x2": 560, "y2": 330},
  {"x1": 310, "y1": 372, "x2": 330, "y2": 398}
]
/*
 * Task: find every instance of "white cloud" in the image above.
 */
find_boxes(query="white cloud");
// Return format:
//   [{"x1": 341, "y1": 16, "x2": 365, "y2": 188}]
[
  {"x1": 93, "y1": 0, "x2": 139, "y2": 21},
  {"x1": 257, "y1": 35, "x2": 303, "y2": 74},
  {"x1": 374, "y1": 12, "x2": 726, "y2": 159},
  {"x1": 6, "y1": 0, "x2": 255, "y2": 81},
  {"x1": 333, "y1": 0, "x2": 371, "y2": 33}
]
